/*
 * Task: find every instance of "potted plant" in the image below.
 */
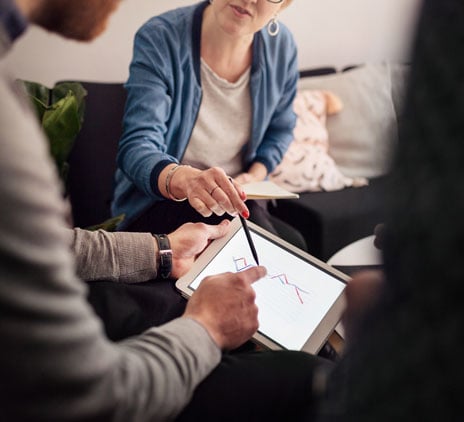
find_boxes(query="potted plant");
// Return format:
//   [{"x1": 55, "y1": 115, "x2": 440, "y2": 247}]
[{"x1": 22, "y1": 80, "x2": 124, "y2": 231}]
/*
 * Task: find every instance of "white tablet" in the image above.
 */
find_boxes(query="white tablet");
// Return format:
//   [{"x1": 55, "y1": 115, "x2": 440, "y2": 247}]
[{"x1": 176, "y1": 217, "x2": 349, "y2": 354}]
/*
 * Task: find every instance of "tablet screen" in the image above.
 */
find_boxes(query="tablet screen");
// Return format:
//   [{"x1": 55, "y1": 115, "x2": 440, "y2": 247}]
[{"x1": 186, "y1": 225, "x2": 346, "y2": 351}]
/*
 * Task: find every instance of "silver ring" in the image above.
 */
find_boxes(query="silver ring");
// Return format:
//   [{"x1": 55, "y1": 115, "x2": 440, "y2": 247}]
[{"x1": 209, "y1": 186, "x2": 219, "y2": 196}]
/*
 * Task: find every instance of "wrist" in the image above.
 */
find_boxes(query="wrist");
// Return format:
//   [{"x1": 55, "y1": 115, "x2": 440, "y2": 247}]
[
  {"x1": 153, "y1": 234, "x2": 173, "y2": 278},
  {"x1": 183, "y1": 313, "x2": 223, "y2": 349},
  {"x1": 164, "y1": 164, "x2": 189, "y2": 202}
]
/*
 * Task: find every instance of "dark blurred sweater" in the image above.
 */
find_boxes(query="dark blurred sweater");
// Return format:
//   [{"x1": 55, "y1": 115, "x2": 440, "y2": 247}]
[{"x1": 318, "y1": 0, "x2": 464, "y2": 419}]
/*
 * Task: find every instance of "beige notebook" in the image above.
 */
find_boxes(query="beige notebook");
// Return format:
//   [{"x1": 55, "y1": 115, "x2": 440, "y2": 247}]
[{"x1": 242, "y1": 181, "x2": 299, "y2": 200}]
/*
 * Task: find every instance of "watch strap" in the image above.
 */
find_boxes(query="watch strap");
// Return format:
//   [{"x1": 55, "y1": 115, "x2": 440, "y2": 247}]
[{"x1": 153, "y1": 234, "x2": 172, "y2": 279}]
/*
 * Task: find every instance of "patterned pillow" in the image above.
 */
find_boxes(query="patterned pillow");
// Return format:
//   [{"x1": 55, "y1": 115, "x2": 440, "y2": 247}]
[{"x1": 270, "y1": 89, "x2": 368, "y2": 192}]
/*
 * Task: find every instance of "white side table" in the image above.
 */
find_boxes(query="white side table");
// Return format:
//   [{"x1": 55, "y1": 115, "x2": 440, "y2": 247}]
[{"x1": 327, "y1": 235, "x2": 382, "y2": 267}]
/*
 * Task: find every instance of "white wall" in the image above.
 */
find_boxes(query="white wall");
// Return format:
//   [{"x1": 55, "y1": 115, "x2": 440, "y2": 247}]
[{"x1": 4, "y1": 0, "x2": 422, "y2": 86}]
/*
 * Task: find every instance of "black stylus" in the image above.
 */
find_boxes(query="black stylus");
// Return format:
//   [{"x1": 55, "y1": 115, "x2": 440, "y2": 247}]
[{"x1": 239, "y1": 214, "x2": 259, "y2": 266}]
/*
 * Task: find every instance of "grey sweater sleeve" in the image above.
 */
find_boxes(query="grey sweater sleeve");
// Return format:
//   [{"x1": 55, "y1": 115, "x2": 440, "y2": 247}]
[
  {"x1": 68, "y1": 228, "x2": 159, "y2": 283},
  {"x1": 0, "y1": 68, "x2": 221, "y2": 421}
]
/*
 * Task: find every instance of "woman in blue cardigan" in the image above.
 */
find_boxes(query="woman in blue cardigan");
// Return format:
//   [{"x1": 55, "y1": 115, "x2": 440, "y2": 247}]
[{"x1": 112, "y1": 0, "x2": 299, "y2": 239}]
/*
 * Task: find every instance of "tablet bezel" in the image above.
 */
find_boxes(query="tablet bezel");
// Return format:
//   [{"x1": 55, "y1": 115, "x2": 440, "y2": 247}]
[{"x1": 175, "y1": 217, "x2": 350, "y2": 354}]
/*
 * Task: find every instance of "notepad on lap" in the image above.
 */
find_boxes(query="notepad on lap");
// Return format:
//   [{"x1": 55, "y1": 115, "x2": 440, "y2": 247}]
[{"x1": 176, "y1": 217, "x2": 348, "y2": 354}]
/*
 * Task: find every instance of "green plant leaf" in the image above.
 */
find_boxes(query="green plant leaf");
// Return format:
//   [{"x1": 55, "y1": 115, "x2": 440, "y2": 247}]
[
  {"x1": 86, "y1": 214, "x2": 126, "y2": 232},
  {"x1": 52, "y1": 82, "x2": 87, "y2": 124},
  {"x1": 42, "y1": 92, "x2": 81, "y2": 173},
  {"x1": 20, "y1": 81, "x2": 87, "y2": 174},
  {"x1": 21, "y1": 80, "x2": 51, "y2": 120},
  {"x1": 22, "y1": 80, "x2": 51, "y2": 104}
]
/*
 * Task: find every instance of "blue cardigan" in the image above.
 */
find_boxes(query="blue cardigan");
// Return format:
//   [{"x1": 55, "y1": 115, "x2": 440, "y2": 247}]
[{"x1": 112, "y1": 1, "x2": 298, "y2": 228}]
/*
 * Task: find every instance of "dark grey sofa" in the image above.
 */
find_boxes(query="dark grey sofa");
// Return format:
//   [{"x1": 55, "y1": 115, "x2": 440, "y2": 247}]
[
  {"x1": 67, "y1": 82, "x2": 125, "y2": 229},
  {"x1": 269, "y1": 177, "x2": 386, "y2": 261}
]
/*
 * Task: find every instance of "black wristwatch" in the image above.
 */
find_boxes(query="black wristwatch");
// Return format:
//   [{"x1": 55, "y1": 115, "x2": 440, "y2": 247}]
[{"x1": 153, "y1": 234, "x2": 172, "y2": 279}]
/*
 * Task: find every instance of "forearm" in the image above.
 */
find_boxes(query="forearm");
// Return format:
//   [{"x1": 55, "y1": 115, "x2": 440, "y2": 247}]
[
  {"x1": 69, "y1": 228, "x2": 158, "y2": 283},
  {"x1": 117, "y1": 30, "x2": 180, "y2": 200},
  {"x1": 118, "y1": 318, "x2": 221, "y2": 420},
  {"x1": 2, "y1": 270, "x2": 221, "y2": 421},
  {"x1": 2, "y1": 192, "x2": 219, "y2": 420}
]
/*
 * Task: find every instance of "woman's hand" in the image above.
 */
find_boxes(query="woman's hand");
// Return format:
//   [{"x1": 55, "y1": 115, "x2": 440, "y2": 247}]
[
  {"x1": 185, "y1": 167, "x2": 248, "y2": 218},
  {"x1": 234, "y1": 162, "x2": 267, "y2": 185},
  {"x1": 234, "y1": 172, "x2": 255, "y2": 185},
  {"x1": 168, "y1": 220, "x2": 231, "y2": 279},
  {"x1": 161, "y1": 164, "x2": 249, "y2": 218}
]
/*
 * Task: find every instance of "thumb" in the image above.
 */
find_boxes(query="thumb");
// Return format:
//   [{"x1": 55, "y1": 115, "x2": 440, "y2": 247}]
[{"x1": 207, "y1": 219, "x2": 231, "y2": 240}]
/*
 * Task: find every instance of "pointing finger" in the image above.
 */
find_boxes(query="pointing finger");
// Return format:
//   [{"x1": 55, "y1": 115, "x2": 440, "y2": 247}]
[{"x1": 239, "y1": 266, "x2": 267, "y2": 284}]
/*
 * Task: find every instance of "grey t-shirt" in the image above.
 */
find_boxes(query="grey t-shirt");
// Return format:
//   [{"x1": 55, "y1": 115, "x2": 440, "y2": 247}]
[{"x1": 182, "y1": 58, "x2": 252, "y2": 177}]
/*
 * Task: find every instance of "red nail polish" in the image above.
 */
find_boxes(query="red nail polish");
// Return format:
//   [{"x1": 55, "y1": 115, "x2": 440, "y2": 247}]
[{"x1": 242, "y1": 210, "x2": 250, "y2": 219}]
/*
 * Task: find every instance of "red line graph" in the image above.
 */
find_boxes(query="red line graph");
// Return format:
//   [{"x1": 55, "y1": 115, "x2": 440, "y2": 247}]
[
  {"x1": 271, "y1": 273, "x2": 310, "y2": 304},
  {"x1": 233, "y1": 257, "x2": 309, "y2": 305}
]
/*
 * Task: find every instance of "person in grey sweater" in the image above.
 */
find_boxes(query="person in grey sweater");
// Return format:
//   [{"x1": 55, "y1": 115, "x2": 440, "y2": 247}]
[{"x1": 0, "y1": 0, "x2": 321, "y2": 420}]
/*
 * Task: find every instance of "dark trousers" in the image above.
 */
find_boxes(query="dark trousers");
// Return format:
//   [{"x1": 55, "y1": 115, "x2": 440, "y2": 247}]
[
  {"x1": 87, "y1": 278, "x2": 185, "y2": 341},
  {"x1": 87, "y1": 279, "x2": 327, "y2": 421},
  {"x1": 177, "y1": 349, "x2": 326, "y2": 421}
]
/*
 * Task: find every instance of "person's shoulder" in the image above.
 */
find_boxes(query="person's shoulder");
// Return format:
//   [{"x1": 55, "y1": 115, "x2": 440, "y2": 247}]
[
  {"x1": 259, "y1": 22, "x2": 296, "y2": 50},
  {"x1": 277, "y1": 21, "x2": 294, "y2": 39},
  {"x1": 258, "y1": 22, "x2": 296, "y2": 61}
]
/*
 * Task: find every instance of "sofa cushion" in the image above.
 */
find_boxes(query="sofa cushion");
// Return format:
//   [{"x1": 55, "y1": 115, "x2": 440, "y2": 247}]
[{"x1": 298, "y1": 63, "x2": 408, "y2": 179}]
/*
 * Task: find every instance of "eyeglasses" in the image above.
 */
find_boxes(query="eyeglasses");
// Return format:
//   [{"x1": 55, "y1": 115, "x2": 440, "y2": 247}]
[{"x1": 266, "y1": 0, "x2": 284, "y2": 3}]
